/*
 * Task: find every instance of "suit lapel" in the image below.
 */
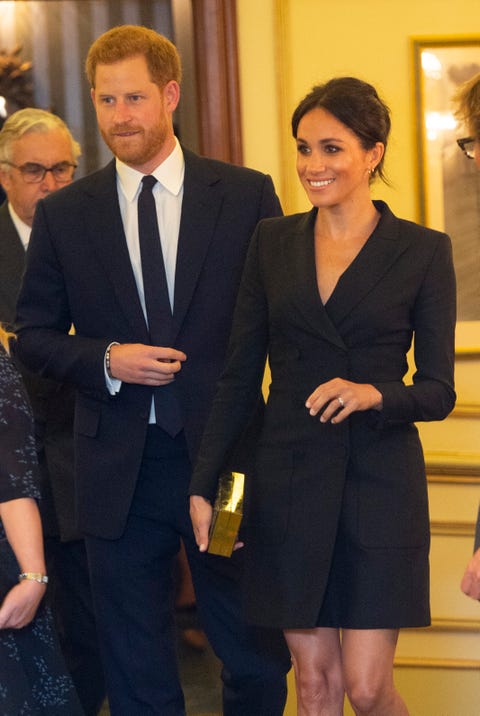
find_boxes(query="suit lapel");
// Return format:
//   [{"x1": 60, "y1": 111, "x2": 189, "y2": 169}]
[
  {"x1": 172, "y1": 149, "x2": 223, "y2": 339},
  {"x1": 80, "y1": 154, "x2": 226, "y2": 344},
  {"x1": 0, "y1": 205, "x2": 25, "y2": 276},
  {"x1": 0, "y1": 204, "x2": 27, "y2": 322},
  {"x1": 82, "y1": 161, "x2": 148, "y2": 339}
]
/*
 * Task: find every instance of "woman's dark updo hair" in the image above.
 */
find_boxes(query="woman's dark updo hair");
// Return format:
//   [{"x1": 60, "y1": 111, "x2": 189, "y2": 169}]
[{"x1": 291, "y1": 77, "x2": 391, "y2": 183}]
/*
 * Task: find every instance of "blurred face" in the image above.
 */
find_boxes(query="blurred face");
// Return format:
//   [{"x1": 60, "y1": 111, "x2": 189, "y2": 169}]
[
  {"x1": 295, "y1": 107, "x2": 383, "y2": 210},
  {"x1": 91, "y1": 54, "x2": 180, "y2": 173},
  {"x1": 0, "y1": 128, "x2": 75, "y2": 226}
]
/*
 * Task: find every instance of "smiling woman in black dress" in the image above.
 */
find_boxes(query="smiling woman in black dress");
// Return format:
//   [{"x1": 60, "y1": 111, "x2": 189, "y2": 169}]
[{"x1": 189, "y1": 77, "x2": 456, "y2": 715}]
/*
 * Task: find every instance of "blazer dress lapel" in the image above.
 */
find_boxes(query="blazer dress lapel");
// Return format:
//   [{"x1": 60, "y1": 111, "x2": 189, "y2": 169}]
[
  {"x1": 325, "y1": 201, "x2": 412, "y2": 328},
  {"x1": 286, "y1": 209, "x2": 346, "y2": 351}
]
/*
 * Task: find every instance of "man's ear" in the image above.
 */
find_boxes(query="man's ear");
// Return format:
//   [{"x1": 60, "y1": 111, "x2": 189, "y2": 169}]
[
  {"x1": 164, "y1": 80, "x2": 180, "y2": 113},
  {"x1": 0, "y1": 171, "x2": 12, "y2": 193}
]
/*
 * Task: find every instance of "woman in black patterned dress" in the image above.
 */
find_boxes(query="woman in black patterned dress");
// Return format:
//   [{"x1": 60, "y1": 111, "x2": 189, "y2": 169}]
[{"x1": 0, "y1": 327, "x2": 84, "y2": 715}]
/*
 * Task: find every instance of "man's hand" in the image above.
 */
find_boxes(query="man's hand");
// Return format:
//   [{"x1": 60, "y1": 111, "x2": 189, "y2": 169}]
[
  {"x1": 461, "y1": 548, "x2": 480, "y2": 600},
  {"x1": 109, "y1": 343, "x2": 186, "y2": 385},
  {"x1": 190, "y1": 495, "x2": 213, "y2": 552}
]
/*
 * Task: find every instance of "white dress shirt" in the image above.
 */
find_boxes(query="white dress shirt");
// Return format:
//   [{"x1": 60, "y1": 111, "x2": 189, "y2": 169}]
[
  {"x1": 106, "y1": 139, "x2": 185, "y2": 409},
  {"x1": 116, "y1": 138, "x2": 185, "y2": 313},
  {"x1": 8, "y1": 203, "x2": 31, "y2": 249}
]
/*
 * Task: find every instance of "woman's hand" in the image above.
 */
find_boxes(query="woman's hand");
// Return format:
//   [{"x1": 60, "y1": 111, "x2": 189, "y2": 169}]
[
  {"x1": 0, "y1": 497, "x2": 47, "y2": 628},
  {"x1": 461, "y1": 548, "x2": 480, "y2": 601},
  {"x1": 189, "y1": 495, "x2": 244, "y2": 553},
  {"x1": 305, "y1": 378, "x2": 383, "y2": 424},
  {"x1": 0, "y1": 580, "x2": 46, "y2": 629},
  {"x1": 190, "y1": 495, "x2": 213, "y2": 552}
]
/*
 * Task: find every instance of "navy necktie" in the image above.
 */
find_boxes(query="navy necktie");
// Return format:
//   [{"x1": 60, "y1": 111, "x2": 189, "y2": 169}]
[{"x1": 138, "y1": 175, "x2": 183, "y2": 436}]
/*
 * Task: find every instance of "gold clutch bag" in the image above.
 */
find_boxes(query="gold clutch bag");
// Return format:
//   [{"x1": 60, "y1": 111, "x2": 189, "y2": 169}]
[{"x1": 208, "y1": 471, "x2": 245, "y2": 557}]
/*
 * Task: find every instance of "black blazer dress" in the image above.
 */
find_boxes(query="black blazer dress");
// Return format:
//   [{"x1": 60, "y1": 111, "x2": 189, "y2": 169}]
[{"x1": 190, "y1": 201, "x2": 456, "y2": 630}]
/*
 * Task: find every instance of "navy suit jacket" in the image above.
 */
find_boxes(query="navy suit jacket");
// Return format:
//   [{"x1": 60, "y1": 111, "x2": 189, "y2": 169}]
[{"x1": 15, "y1": 148, "x2": 282, "y2": 539}]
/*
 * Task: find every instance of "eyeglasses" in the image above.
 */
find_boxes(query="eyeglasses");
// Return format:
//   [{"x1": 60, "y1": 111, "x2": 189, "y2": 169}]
[
  {"x1": 456, "y1": 137, "x2": 476, "y2": 159},
  {"x1": 2, "y1": 160, "x2": 77, "y2": 183}
]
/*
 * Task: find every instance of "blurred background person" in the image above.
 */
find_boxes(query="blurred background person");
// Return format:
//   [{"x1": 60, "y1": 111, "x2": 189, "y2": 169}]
[
  {"x1": 453, "y1": 72, "x2": 480, "y2": 601},
  {"x1": 0, "y1": 108, "x2": 105, "y2": 715},
  {"x1": 0, "y1": 325, "x2": 84, "y2": 715}
]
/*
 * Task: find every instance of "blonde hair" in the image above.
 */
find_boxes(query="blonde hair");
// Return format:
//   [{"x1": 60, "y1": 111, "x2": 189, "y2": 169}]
[
  {"x1": 0, "y1": 107, "x2": 81, "y2": 167},
  {"x1": 0, "y1": 325, "x2": 14, "y2": 354},
  {"x1": 85, "y1": 25, "x2": 181, "y2": 89},
  {"x1": 453, "y1": 72, "x2": 480, "y2": 140}
]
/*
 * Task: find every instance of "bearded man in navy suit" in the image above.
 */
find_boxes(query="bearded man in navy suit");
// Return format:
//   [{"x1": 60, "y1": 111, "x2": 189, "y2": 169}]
[{"x1": 15, "y1": 25, "x2": 289, "y2": 716}]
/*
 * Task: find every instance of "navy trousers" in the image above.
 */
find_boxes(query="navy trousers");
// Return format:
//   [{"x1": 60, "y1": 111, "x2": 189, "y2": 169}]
[
  {"x1": 46, "y1": 537, "x2": 105, "y2": 715},
  {"x1": 85, "y1": 427, "x2": 290, "y2": 716}
]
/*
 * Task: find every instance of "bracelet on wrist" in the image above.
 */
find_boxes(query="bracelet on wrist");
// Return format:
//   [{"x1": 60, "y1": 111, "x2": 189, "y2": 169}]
[
  {"x1": 18, "y1": 572, "x2": 49, "y2": 584},
  {"x1": 105, "y1": 343, "x2": 114, "y2": 379},
  {"x1": 105, "y1": 341, "x2": 119, "y2": 379}
]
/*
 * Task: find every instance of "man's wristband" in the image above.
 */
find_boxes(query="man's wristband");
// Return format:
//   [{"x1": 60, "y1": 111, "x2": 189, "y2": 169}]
[{"x1": 18, "y1": 572, "x2": 49, "y2": 584}]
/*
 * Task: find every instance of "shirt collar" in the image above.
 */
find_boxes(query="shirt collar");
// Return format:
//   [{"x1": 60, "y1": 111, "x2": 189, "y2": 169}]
[
  {"x1": 116, "y1": 137, "x2": 185, "y2": 202},
  {"x1": 8, "y1": 203, "x2": 31, "y2": 249}
]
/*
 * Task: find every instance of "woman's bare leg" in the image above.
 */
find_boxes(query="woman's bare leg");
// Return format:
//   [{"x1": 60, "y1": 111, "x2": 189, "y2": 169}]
[
  {"x1": 342, "y1": 629, "x2": 409, "y2": 716},
  {"x1": 284, "y1": 627, "x2": 344, "y2": 716}
]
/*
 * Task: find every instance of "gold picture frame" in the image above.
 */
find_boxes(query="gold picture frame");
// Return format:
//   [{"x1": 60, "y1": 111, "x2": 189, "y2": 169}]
[{"x1": 413, "y1": 36, "x2": 480, "y2": 354}]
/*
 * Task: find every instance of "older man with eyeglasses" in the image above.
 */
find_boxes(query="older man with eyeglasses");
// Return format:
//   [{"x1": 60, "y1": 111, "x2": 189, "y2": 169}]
[
  {"x1": 0, "y1": 108, "x2": 106, "y2": 716},
  {"x1": 0, "y1": 110, "x2": 78, "y2": 239}
]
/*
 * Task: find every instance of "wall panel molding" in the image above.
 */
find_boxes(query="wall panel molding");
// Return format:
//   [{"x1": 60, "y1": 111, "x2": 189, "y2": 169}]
[
  {"x1": 428, "y1": 473, "x2": 480, "y2": 485},
  {"x1": 430, "y1": 617, "x2": 480, "y2": 631},
  {"x1": 426, "y1": 452, "x2": 480, "y2": 478},
  {"x1": 430, "y1": 520, "x2": 475, "y2": 537},
  {"x1": 395, "y1": 656, "x2": 480, "y2": 670},
  {"x1": 450, "y1": 402, "x2": 480, "y2": 418}
]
